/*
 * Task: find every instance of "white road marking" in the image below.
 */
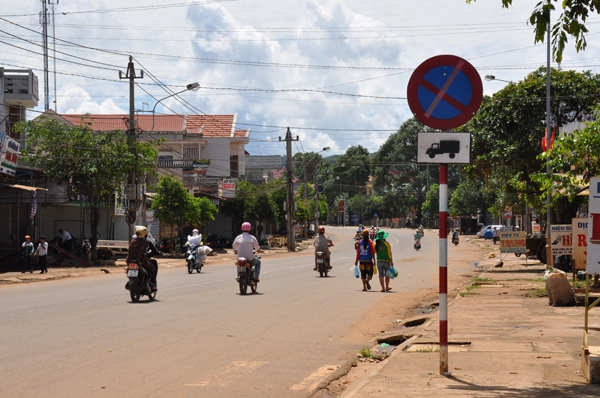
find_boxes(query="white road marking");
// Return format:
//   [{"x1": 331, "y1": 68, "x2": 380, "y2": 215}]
[
  {"x1": 289, "y1": 365, "x2": 339, "y2": 391},
  {"x1": 185, "y1": 361, "x2": 268, "y2": 387}
]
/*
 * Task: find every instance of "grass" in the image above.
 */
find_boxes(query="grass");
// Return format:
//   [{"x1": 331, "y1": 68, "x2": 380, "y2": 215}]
[
  {"x1": 415, "y1": 346, "x2": 440, "y2": 353},
  {"x1": 472, "y1": 277, "x2": 492, "y2": 284},
  {"x1": 359, "y1": 348, "x2": 373, "y2": 359},
  {"x1": 530, "y1": 288, "x2": 548, "y2": 298},
  {"x1": 459, "y1": 291, "x2": 479, "y2": 297}
]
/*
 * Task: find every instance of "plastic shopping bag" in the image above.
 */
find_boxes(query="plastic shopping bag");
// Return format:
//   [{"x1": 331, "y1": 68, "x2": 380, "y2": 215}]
[
  {"x1": 385, "y1": 268, "x2": 394, "y2": 279},
  {"x1": 353, "y1": 266, "x2": 360, "y2": 278},
  {"x1": 389, "y1": 266, "x2": 398, "y2": 278},
  {"x1": 373, "y1": 265, "x2": 378, "y2": 275}
]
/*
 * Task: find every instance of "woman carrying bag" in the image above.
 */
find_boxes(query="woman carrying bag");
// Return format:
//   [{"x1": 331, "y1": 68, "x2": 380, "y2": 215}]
[
  {"x1": 374, "y1": 230, "x2": 394, "y2": 292},
  {"x1": 355, "y1": 229, "x2": 375, "y2": 291}
]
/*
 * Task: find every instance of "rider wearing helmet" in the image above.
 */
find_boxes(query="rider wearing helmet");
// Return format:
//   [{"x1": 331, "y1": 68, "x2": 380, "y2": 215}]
[
  {"x1": 187, "y1": 228, "x2": 202, "y2": 246},
  {"x1": 232, "y1": 222, "x2": 263, "y2": 282},
  {"x1": 313, "y1": 226, "x2": 334, "y2": 270},
  {"x1": 127, "y1": 226, "x2": 158, "y2": 291}
]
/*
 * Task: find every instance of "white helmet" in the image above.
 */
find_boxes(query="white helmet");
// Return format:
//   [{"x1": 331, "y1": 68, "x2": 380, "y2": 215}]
[
  {"x1": 192, "y1": 229, "x2": 199, "y2": 236},
  {"x1": 135, "y1": 225, "x2": 148, "y2": 238}
]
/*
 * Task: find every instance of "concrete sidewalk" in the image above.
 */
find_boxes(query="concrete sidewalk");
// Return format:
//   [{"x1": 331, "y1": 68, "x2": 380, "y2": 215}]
[{"x1": 339, "y1": 254, "x2": 600, "y2": 397}]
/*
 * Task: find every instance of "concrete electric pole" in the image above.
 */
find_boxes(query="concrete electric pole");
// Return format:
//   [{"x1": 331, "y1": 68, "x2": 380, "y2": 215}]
[
  {"x1": 119, "y1": 56, "x2": 143, "y2": 238},
  {"x1": 280, "y1": 128, "x2": 298, "y2": 252}
]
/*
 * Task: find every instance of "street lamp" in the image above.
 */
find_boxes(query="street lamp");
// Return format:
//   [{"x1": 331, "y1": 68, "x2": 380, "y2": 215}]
[
  {"x1": 484, "y1": 75, "x2": 511, "y2": 83},
  {"x1": 150, "y1": 82, "x2": 200, "y2": 132}
]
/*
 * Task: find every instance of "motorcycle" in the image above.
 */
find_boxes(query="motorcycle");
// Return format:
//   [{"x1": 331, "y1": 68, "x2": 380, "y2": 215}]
[
  {"x1": 186, "y1": 243, "x2": 212, "y2": 273},
  {"x1": 160, "y1": 239, "x2": 174, "y2": 254},
  {"x1": 414, "y1": 239, "x2": 421, "y2": 251},
  {"x1": 315, "y1": 251, "x2": 330, "y2": 277},
  {"x1": 125, "y1": 249, "x2": 158, "y2": 303},
  {"x1": 236, "y1": 256, "x2": 259, "y2": 295},
  {"x1": 452, "y1": 236, "x2": 459, "y2": 246}
]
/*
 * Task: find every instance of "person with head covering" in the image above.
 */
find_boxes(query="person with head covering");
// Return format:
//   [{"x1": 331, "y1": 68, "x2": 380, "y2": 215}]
[
  {"x1": 127, "y1": 226, "x2": 158, "y2": 291},
  {"x1": 186, "y1": 228, "x2": 202, "y2": 246},
  {"x1": 34, "y1": 236, "x2": 49, "y2": 274},
  {"x1": 21, "y1": 235, "x2": 34, "y2": 273},
  {"x1": 232, "y1": 222, "x2": 263, "y2": 282},
  {"x1": 374, "y1": 230, "x2": 393, "y2": 292},
  {"x1": 355, "y1": 229, "x2": 376, "y2": 291},
  {"x1": 313, "y1": 226, "x2": 334, "y2": 270}
]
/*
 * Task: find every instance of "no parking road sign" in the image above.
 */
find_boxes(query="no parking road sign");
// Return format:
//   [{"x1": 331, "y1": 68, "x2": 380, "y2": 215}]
[{"x1": 407, "y1": 55, "x2": 482, "y2": 130}]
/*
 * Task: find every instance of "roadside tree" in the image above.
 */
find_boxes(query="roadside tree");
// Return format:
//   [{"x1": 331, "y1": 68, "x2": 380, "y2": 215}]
[{"x1": 17, "y1": 118, "x2": 158, "y2": 261}]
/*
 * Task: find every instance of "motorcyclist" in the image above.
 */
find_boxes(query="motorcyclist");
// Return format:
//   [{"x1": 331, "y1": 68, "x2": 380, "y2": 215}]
[
  {"x1": 186, "y1": 229, "x2": 202, "y2": 246},
  {"x1": 313, "y1": 226, "x2": 334, "y2": 270},
  {"x1": 232, "y1": 222, "x2": 263, "y2": 282},
  {"x1": 413, "y1": 230, "x2": 423, "y2": 242},
  {"x1": 417, "y1": 225, "x2": 424, "y2": 236},
  {"x1": 127, "y1": 226, "x2": 158, "y2": 291}
]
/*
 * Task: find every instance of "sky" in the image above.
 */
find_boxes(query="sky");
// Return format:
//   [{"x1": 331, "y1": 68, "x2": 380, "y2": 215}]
[{"x1": 2, "y1": 0, "x2": 600, "y2": 157}]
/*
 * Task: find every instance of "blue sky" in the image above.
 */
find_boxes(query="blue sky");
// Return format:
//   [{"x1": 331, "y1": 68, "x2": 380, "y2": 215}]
[{"x1": 2, "y1": 0, "x2": 600, "y2": 156}]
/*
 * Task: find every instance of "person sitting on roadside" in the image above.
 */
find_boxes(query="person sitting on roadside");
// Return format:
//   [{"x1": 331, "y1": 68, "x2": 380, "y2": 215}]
[{"x1": 313, "y1": 226, "x2": 334, "y2": 270}]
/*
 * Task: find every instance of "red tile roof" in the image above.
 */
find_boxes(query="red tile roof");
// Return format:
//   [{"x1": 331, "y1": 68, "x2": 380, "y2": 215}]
[{"x1": 57, "y1": 114, "x2": 247, "y2": 138}]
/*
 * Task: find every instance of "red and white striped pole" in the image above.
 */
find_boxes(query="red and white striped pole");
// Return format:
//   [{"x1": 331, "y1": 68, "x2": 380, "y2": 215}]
[{"x1": 439, "y1": 164, "x2": 449, "y2": 374}]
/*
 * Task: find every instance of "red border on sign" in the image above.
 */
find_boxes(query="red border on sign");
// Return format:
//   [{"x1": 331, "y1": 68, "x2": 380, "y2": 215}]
[{"x1": 407, "y1": 55, "x2": 482, "y2": 130}]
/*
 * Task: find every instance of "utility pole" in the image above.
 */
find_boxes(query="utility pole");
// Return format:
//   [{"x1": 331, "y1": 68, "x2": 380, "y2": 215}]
[
  {"x1": 49, "y1": 0, "x2": 59, "y2": 111},
  {"x1": 280, "y1": 128, "x2": 298, "y2": 252},
  {"x1": 40, "y1": 0, "x2": 49, "y2": 111},
  {"x1": 119, "y1": 56, "x2": 143, "y2": 238}
]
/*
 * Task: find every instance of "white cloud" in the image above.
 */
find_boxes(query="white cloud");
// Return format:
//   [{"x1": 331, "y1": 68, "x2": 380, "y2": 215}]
[{"x1": 6, "y1": 0, "x2": 600, "y2": 157}]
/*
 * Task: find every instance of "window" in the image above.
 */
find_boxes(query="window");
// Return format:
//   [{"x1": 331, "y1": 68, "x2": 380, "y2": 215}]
[
  {"x1": 183, "y1": 146, "x2": 199, "y2": 160},
  {"x1": 230, "y1": 155, "x2": 239, "y2": 178}
]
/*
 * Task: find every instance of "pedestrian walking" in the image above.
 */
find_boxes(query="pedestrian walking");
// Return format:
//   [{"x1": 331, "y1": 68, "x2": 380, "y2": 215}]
[
  {"x1": 355, "y1": 229, "x2": 375, "y2": 291},
  {"x1": 21, "y1": 235, "x2": 34, "y2": 273},
  {"x1": 374, "y1": 230, "x2": 393, "y2": 292},
  {"x1": 34, "y1": 236, "x2": 49, "y2": 274},
  {"x1": 492, "y1": 227, "x2": 499, "y2": 245}
]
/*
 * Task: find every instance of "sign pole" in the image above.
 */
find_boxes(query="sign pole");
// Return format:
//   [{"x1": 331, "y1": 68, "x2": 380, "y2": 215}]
[{"x1": 439, "y1": 163, "x2": 449, "y2": 374}]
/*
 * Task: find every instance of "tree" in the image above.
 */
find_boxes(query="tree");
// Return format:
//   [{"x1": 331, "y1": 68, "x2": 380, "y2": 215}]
[
  {"x1": 464, "y1": 67, "x2": 600, "y2": 221},
  {"x1": 17, "y1": 118, "x2": 158, "y2": 261},
  {"x1": 422, "y1": 184, "x2": 440, "y2": 218},
  {"x1": 371, "y1": 118, "x2": 438, "y2": 221},
  {"x1": 466, "y1": 0, "x2": 600, "y2": 62},
  {"x1": 449, "y1": 181, "x2": 487, "y2": 217},
  {"x1": 150, "y1": 176, "x2": 197, "y2": 239},
  {"x1": 193, "y1": 197, "x2": 218, "y2": 228},
  {"x1": 333, "y1": 145, "x2": 371, "y2": 197}
]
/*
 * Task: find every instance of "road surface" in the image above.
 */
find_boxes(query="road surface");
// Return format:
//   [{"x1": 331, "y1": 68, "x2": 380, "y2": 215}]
[{"x1": 0, "y1": 226, "x2": 479, "y2": 397}]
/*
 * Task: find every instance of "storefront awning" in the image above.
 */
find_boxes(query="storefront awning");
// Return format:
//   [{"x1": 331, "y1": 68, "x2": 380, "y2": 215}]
[{"x1": 3, "y1": 184, "x2": 48, "y2": 191}]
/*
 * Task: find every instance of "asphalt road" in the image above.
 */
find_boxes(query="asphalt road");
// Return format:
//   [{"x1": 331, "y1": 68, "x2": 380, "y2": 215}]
[{"x1": 0, "y1": 226, "x2": 474, "y2": 397}]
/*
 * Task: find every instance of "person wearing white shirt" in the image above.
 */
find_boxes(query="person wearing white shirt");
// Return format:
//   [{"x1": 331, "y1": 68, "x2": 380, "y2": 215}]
[
  {"x1": 58, "y1": 229, "x2": 73, "y2": 252},
  {"x1": 232, "y1": 222, "x2": 262, "y2": 282},
  {"x1": 34, "y1": 236, "x2": 49, "y2": 273}
]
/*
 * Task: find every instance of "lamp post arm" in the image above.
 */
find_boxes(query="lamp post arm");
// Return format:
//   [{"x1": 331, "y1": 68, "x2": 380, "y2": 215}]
[{"x1": 150, "y1": 88, "x2": 187, "y2": 132}]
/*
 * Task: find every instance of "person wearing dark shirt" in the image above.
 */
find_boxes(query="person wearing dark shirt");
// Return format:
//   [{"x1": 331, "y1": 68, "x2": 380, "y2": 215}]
[{"x1": 127, "y1": 226, "x2": 158, "y2": 291}]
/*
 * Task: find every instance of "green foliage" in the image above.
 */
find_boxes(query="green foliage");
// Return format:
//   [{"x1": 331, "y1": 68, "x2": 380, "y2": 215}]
[
  {"x1": 150, "y1": 176, "x2": 197, "y2": 233},
  {"x1": 193, "y1": 197, "x2": 218, "y2": 227},
  {"x1": 16, "y1": 117, "x2": 158, "y2": 259},
  {"x1": 449, "y1": 180, "x2": 486, "y2": 216},
  {"x1": 371, "y1": 118, "x2": 439, "y2": 219},
  {"x1": 464, "y1": 67, "x2": 600, "y2": 221},
  {"x1": 333, "y1": 145, "x2": 371, "y2": 197},
  {"x1": 421, "y1": 184, "x2": 439, "y2": 217},
  {"x1": 466, "y1": 0, "x2": 600, "y2": 62}
]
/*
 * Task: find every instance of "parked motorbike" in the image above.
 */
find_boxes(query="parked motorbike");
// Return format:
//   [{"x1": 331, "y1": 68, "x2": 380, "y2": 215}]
[
  {"x1": 160, "y1": 239, "x2": 174, "y2": 254},
  {"x1": 315, "y1": 251, "x2": 330, "y2": 277},
  {"x1": 186, "y1": 244, "x2": 212, "y2": 274},
  {"x1": 414, "y1": 239, "x2": 421, "y2": 251},
  {"x1": 235, "y1": 256, "x2": 259, "y2": 295},
  {"x1": 125, "y1": 249, "x2": 158, "y2": 303}
]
